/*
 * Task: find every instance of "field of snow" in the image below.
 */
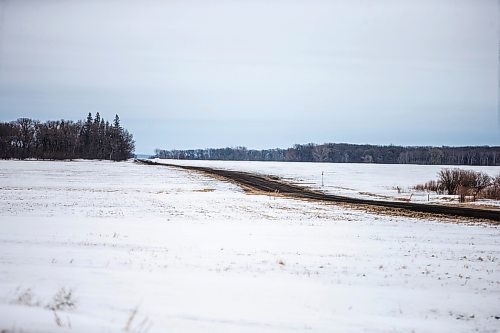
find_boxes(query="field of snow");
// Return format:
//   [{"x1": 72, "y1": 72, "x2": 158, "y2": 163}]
[
  {"x1": 1, "y1": 159, "x2": 499, "y2": 332},
  {"x1": 153, "y1": 159, "x2": 500, "y2": 206}
]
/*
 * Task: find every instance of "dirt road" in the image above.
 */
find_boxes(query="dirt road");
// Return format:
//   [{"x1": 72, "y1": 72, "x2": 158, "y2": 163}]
[{"x1": 136, "y1": 159, "x2": 500, "y2": 223}]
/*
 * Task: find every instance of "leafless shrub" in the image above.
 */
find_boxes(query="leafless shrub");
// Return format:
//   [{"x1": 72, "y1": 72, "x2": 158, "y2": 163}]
[
  {"x1": 11, "y1": 288, "x2": 40, "y2": 307},
  {"x1": 413, "y1": 180, "x2": 444, "y2": 194},
  {"x1": 46, "y1": 287, "x2": 76, "y2": 311},
  {"x1": 479, "y1": 174, "x2": 500, "y2": 200},
  {"x1": 472, "y1": 172, "x2": 493, "y2": 197},
  {"x1": 480, "y1": 187, "x2": 500, "y2": 200},
  {"x1": 493, "y1": 174, "x2": 500, "y2": 187},
  {"x1": 393, "y1": 186, "x2": 407, "y2": 194},
  {"x1": 414, "y1": 169, "x2": 495, "y2": 201},
  {"x1": 10, "y1": 287, "x2": 75, "y2": 329},
  {"x1": 438, "y1": 169, "x2": 462, "y2": 195},
  {"x1": 438, "y1": 169, "x2": 491, "y2": 197}
]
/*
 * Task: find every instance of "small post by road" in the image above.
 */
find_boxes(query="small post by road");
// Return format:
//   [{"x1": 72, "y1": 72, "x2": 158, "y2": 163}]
[{"x1": 321, "y1": 171, "x2": 324, "y2": 187}]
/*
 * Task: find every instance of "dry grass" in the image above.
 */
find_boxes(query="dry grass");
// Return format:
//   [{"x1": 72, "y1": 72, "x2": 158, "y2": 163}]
[
  {"x1": 123, "y1": 305, "x2": 152, "y2": 333},
  {"x1": 193, "y1": 188, "x2": 215, "y2": 192}
]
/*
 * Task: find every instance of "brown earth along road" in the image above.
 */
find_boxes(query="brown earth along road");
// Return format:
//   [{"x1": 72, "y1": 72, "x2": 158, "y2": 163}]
[{"x1": 136, "y1": 159, "x2": 500, "y2": 223}]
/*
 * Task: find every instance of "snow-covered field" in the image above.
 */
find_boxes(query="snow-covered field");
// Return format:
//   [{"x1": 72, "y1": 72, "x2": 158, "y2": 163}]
[
  {"x1": 154, "y1": 159, "x2": 500, "y2": 206},
  {"x1": 0, "y1": 159, "x2": 499, "y2": 333}
]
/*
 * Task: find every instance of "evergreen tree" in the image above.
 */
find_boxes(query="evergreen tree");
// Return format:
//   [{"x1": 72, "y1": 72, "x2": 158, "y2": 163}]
[{"x1": 113, "y1": 114, "x2": 120, "y2": 129}]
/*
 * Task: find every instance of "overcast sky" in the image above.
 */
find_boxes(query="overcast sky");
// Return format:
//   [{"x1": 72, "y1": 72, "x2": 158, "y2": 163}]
[{"x1": 0, "y1": 0, "x2": 498, "y2": 153}]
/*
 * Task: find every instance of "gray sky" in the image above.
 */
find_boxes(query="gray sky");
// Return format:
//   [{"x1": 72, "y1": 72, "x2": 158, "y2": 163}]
[{"x1": 0, "y1": 0, "x2": 498, "y2": 154}]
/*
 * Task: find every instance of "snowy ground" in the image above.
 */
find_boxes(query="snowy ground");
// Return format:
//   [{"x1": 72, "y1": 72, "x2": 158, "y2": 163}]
[
  {"x1": 0, "y1": 159, "x2": 499, "y2": 333},
  {"x1": 153, "y1": 159, "x2": 500, "y2": 206}
]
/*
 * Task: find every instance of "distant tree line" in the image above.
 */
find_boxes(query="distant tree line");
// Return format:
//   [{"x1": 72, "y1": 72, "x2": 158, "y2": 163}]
[
  {"x1": 154, "y1": 143, "x2": 500, "y2": 166},
  {"x1": 0, "y1": 113, "x2": 135, "y2": 161}
]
